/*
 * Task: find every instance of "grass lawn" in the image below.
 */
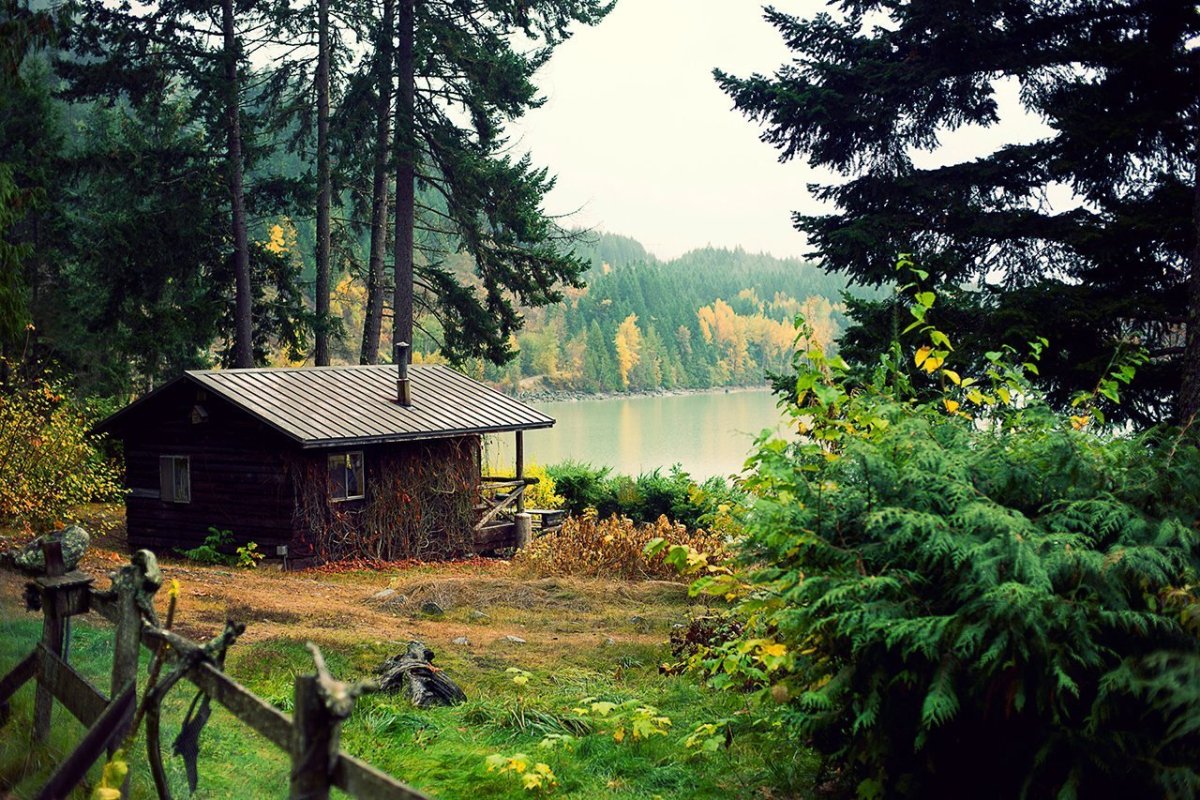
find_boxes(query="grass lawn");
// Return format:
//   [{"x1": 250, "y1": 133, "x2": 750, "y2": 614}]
[{"x1": 0, "y1": 512, "x2": 814, "y2": 798}]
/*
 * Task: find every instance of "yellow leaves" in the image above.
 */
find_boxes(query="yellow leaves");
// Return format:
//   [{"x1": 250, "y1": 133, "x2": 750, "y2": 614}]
[
  {"x1": 264, "y1": 223, "x2": 287, "y2": 254},
  {"x1": 913, "y1": 346, "x2": 945, "y2": 373},
  {"x1": 613, "y1": 313, "x2": 642, "y2": 388},
  {"x1": 759, "y1": 642, "x2": 787, "y2": 659},
  {"x1": 521, "y1": 763, "x2": 558, "y2": 792},
  {"x1": 1070, "y1": 414, "x2": 1091, "y2": 430},
  {"x1": 506, "y1": 667, "x2": 532, "y2": 687},
  {"x1": 942, "y1": 369, "x2": 961, "y2": 386},
  {"x1": 91, "y1": 751, "x2": 129, "y2": 800},
  {"x1": 943, "y1": 399, "x2": 960, "y2": 414},
  {"x1": 486, "y1": 752, "x2": 557, "y2": 792},
  {"x1": 612, "y1": 727, "x2": 625, "y2": 743}
]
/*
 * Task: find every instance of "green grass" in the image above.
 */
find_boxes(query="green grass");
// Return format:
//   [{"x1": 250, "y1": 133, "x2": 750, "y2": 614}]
[{"x1": 0, "y1": 610, "x2": 816, "y2": 798}]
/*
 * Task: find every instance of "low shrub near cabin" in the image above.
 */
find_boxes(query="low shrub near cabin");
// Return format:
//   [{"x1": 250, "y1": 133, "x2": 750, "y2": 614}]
[
  {"x1": 513, "y1": 513, "x2": 727, "y2": 581},
  {"x1": 0, "y1": 373, "x2": 122, "y2": 530},
  {"x1": 522, "y1": 463, "x2": 565, "y2": 510},
  {"x1": 546, "y1": 461, "x2": 743, "y2": 530},
  {"x1": 701, "y1": 264, "x2": 1200, "y2": 798}
]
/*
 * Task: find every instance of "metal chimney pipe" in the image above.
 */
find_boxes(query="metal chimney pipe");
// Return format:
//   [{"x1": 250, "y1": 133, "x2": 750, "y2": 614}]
[{"x1": 394, "y1": 341, "x2": 411, "y2": 406}]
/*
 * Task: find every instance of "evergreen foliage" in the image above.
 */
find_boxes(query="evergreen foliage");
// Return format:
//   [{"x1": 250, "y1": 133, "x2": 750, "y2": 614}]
[
  {"x1": 715, "y1": 1, "x2": 1200, "y2": 423},
  {"x1": 392, "y1": 0, "x2": 614, "y2": 364},
  {"x1": 546, "y1": 461, "x2": 742, "y2": 531},
  {"x1": 700, "y1": 269, "x2": 1200, "y2": 798},
  {"x1": 476, "y1": 239, "x2": 860, "y2": 393}
]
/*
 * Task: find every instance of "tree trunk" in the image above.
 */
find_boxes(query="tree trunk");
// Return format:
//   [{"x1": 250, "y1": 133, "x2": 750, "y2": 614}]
[
  {"x1": 223, "y1": 0, "x2": 253, "y2": 369},
  {"x1": 314, "y1": 0, "x2": 332, "y2": 366},
  {"x1": 360, "y1": 0, "x2": 395, "y2": 365},
  {"x1": 1179, "y1": 129, "x2": 1200, "y2": 425},
  {"x1": 392, "y1": 0, "x2": 415, "y2": 355}
]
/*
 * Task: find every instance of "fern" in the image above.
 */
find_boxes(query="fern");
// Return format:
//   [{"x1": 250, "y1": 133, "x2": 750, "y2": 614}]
[{"x1": 721, "y1": 382, "x2": 1200, "y2": 797}]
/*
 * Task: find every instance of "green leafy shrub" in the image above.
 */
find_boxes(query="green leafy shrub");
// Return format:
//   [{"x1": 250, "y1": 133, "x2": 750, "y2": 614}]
[
  {"x1": 546, "y1": 461, "x2": 744, "y2": 530},
  {"x1": 699, "y1": 262, "x2": 1200, "y2": 798},
  {"x1": 0, "y1": 370, "x2": 123, "y2": 530},
  {"x1": 177, "y1": 527, "x2": 262, "y2": 568}
]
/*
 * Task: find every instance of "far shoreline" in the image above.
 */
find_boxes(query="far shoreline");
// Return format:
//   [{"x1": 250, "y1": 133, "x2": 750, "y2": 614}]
[{"x1": 507, "y1": 383, "x2": 776, "y2": 404}]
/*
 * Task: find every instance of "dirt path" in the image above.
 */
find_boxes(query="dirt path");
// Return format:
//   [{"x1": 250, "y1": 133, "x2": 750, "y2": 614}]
[{"x1": 1, "y1": 513, "x2": 695, "y2": 668}]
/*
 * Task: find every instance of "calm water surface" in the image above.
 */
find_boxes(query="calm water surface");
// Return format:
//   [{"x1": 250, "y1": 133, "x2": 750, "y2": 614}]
[{"x1": 486, "y1": 388, "x2": 787, "y2": 478}]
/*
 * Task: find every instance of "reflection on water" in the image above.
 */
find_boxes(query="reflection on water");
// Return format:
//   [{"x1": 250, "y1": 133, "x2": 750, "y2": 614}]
[{"x1": 485, "y1": 388, "x2": 787, "y2": 478}]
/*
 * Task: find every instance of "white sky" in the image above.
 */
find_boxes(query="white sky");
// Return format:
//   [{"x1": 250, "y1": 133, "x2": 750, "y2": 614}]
[{"x1": 507, "y1": 0, "x2": 1055, "y2": 262}]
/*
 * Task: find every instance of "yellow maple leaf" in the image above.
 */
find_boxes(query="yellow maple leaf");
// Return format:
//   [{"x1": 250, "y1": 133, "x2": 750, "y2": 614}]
[
  {"x1": 759, "y1": 642, "x2": 787, "y2": 658},
  {"x1": 613, "y1": 727, "x2": 626, "y2": 743}
]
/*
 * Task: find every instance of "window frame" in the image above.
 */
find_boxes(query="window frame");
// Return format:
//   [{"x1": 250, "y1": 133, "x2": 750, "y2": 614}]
[
  {"x1": 327, "y1": 451, "x2": 366, "y2": 502},
  {"x1": 159, "y1": 455, "x2": 191, "y2": 504}
]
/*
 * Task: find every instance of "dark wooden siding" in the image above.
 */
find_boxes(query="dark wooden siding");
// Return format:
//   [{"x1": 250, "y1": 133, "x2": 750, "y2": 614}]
[{"x1": 122, "y1": 382, "x2": 297, "y2": 555}]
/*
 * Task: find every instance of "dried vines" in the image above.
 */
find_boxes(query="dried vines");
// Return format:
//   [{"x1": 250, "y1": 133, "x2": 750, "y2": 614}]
[{"x1": 292, "y1": 438, "x2": 480, "y2": 562}]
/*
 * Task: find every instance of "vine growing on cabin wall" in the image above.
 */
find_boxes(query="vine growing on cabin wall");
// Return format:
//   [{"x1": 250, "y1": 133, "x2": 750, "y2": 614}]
[{"x1": 290, "y1": 438, "x2": 480, "y2": 562}]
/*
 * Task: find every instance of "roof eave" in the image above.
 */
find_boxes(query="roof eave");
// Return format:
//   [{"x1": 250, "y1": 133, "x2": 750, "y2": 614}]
[{"x1": 295, "y1": 420, "x2": 556, "y2": 450}]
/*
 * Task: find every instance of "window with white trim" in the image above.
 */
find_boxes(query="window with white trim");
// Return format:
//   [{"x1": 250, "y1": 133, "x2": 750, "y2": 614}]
[
  {"x1": 328, "y1": 451, "x2": 365, "y2": 501},
  {"x1": 159, "y1": 455, "x2": 191, "y2": 503}
]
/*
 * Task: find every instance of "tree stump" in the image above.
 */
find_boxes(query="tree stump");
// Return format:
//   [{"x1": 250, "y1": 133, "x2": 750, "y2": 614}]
[{"x1": 375, "y1": 642, "x2": 465, "y2": 708}]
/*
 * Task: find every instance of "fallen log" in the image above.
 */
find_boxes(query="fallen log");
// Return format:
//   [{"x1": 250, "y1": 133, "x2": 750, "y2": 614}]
[{"x1": 376, "y1": 642, "x2": 465, "y2": 708}]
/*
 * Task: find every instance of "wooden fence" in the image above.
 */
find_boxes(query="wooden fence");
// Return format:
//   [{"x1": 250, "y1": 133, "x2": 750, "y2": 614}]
[{"x1": 0, "y1": 541, "x2": 433, "y2": 800}]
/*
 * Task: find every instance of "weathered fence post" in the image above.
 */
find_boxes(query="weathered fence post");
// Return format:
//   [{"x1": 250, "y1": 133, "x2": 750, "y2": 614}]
[
  {"x1": 291, "y1": 644, "x2": 375, "y2": 800},
  {"x1": 33, "y1": 540, "x2": 68, "y2": 742},
  {"x1": 109, "y1": 552, "x2": 160, "y2": 798},
  {"x1": 291, "y1": 673, "x2": 339, "y2": 800}
]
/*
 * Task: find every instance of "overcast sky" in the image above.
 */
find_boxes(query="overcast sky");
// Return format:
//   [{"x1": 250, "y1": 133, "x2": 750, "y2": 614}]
[{"x1": 507, "y1": 1, "x2": 1053, "y2": 262}]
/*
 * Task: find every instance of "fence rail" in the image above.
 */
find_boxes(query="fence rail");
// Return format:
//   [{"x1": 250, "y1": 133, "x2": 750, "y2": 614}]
[{"x1": 0, "y1": 540, "x2": 433, "y2": 800}]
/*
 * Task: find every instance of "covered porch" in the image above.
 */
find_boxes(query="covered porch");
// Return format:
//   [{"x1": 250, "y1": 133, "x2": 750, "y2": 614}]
[{"x1": 473, "y1": 430, "x2": 565, "y2": 550}]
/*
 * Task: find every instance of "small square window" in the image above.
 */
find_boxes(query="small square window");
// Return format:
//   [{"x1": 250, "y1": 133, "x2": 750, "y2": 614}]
[
  {"x1": 159, "y1": 455, "x2": 190, "y2": 503},
  {"x1": 328, "y1": 452, "x2": 365, "y2": 501}
]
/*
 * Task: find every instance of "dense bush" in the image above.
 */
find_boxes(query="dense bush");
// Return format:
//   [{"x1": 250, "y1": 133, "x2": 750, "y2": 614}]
[
  {"x1": 693, "y1": 267, "x2": 1200, "y2": 798},
  {"x1": 546, "y1": 461, "x2": 743, "y2": 531},
  {"x1": 0, "y1": 372, "x2": 123, "y2": 530},
  {"x1": 513, "y1": 513, "x2": 727, "y2": 581}
]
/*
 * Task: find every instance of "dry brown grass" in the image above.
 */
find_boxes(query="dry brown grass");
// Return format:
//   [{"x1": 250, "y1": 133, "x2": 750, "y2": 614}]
[{"x1": 512, "y1": 514, "x2": 727, "y2": 581}]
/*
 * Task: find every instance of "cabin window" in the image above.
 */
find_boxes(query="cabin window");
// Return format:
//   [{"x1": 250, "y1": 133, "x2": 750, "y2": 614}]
[
  {"x1": 159, "y1": 455, "x2": 190, "y2": 503},
  {"x1": 328, "y1": 452, "x2": 365, "y2": 501}
]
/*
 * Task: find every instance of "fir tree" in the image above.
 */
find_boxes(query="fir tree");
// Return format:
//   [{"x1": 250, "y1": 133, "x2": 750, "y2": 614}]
[
  {"x1": 388, "y1": 0, "x2": 613, "y2": 365},
  {"x1": 716, "y1": 0, "x2": 1200, "y2": 423}
]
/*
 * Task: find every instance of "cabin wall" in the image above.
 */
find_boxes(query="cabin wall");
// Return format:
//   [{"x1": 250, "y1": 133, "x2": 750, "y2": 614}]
[
  {"x1": 290, "y1": 435, "x2": 481, "y2": 562},
  {"x1": 122, "y1": 383, "x2": 296, "y2": 556}
]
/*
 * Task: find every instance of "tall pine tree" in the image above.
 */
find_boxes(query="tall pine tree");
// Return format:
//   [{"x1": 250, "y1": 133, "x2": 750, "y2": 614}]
[
  {"x1": 717, "y1": 0, "x2": 1199, "y2": 423},
  {"x1": 386, "y1": 0, "x2": 613, "y2": 365}
]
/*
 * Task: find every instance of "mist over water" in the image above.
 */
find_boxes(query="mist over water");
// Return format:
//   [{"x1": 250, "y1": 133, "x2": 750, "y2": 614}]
[{"x1": 486, "y1": 388, "x2": 787, "y2": 478}]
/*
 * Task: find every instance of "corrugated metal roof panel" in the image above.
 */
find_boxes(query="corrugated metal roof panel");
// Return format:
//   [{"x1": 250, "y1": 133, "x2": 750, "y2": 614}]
[{"x1": 184, "y1": 364, "x2": 554, "y2": 447}]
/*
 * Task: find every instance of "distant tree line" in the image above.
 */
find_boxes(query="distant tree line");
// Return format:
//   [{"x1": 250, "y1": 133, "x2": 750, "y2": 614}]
[{"x1": 468, "y1": 241, "x2": 856, "y2": 394}]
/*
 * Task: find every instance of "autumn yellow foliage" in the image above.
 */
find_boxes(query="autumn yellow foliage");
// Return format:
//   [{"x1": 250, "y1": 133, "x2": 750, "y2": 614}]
[{"x1": 0, "y1": 378, "x2": 123, "y2": 530}]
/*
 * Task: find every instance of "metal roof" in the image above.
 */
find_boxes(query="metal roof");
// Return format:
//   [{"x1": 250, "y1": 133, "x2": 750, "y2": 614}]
[{"x1": 102, "y1": 364, "x2": 554, "y2": 448}]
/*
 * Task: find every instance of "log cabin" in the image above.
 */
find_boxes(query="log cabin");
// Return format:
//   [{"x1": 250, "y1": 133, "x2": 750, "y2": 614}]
[{"x1": 95, "y1": 346, "x2": 554, "y2": 567}]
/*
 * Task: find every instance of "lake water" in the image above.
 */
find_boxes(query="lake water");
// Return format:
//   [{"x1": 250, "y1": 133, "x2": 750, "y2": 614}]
[{"x1": 484, "y1": 388, "x2": 787, "y2": 478}]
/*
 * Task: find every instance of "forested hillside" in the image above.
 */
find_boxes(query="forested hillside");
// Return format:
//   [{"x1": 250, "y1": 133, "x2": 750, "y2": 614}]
[
  {"x1": 476, "y1": 237, "x2": 851, "y2": 394},
  {"x1": 328, "y1": 231, "x2": 856, "y2": 395}
]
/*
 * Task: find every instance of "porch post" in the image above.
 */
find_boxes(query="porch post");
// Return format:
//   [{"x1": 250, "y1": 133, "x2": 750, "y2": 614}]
[{"x1": 515, "y1": 430, "x2": 525, "y2": 514}]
